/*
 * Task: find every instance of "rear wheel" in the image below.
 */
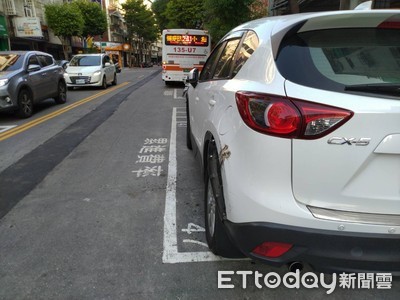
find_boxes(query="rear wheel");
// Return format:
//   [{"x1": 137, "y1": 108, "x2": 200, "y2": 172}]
[
  {"x1": 204, "y1": 139, "x2": 243, "y2": 258},
  {"x1": 54, "y1": 81, "x2": 67, "y2": 104},
  {"x1": 16, "y1": 89, "x2": 33, "y2": 118}
]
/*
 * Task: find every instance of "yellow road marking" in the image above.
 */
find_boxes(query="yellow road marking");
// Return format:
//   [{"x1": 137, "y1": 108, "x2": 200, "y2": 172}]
[{"x1": 0, "y1": 82, "x2": 130, "y2": 142}]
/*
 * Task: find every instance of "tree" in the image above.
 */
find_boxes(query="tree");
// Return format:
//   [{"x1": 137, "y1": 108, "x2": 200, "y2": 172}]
[
  {"x1": 45, "y1": 2, "x2": 84, "y2": 59},
  {"x1": 164, "y1": 0, "x2": 204, "y2": 29},
  {"x1": 203, "y1": 0, "x2": 256, "y2": 42},
  {"x1": 71, "y1": 0, "x2": 107, "y2": 39},
  {"x1": 152, "y1": 0, "x2": 169, "y2": 33},
  {"x1": 122, "y1": 0, "x2": 158, "y2": 65}
]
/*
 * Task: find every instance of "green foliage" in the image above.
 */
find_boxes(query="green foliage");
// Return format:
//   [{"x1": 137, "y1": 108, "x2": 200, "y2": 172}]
[
  {"x1": 164, "y1": 0, "x2": 204, "y2": 29},
  {"x1": 151, "y1": 0, "x2": 169, "y2": 32},
  {"x1": 151, "y1": 0, "x2": 266, "y2": 44},
  {"x1": 71, "y1": 0, "x2": 107, "y2": 37},
  {"x1": 203, "y1": 0, "x2": 255, "y2": 42},
  {"x1": 44, "y1": 3, "x2": 84, "y2": 40},
  {"x1": 122, "y1": 0, "x2": 158, "y2": 43}
]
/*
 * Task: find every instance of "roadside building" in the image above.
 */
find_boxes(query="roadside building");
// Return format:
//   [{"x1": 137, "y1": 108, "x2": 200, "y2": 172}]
[
  {"x1": 269, "y1": 0, "x2": 400, "y2": 15},
  {"x1": 1, "y1": 0, "x2": 64, "y2": 58}
]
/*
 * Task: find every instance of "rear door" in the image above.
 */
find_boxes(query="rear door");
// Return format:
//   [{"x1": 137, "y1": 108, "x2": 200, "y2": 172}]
[
  {"x1": 26, "y1": 54, "x2": 47, "y2": 102},
  {"x1": 189, "y1": 32, "x2": 244, "y2": 151},
  {"x1": 103, "y1": 55, "x2": 114, "y2": 83},
  {"x1": 37, "y1": 54, "x2": 58, "y2": 98}
]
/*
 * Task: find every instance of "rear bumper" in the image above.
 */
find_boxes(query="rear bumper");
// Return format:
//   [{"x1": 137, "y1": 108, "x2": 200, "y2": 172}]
[{"x1": 225, "y1": 220, "x2": 400, "y2": 275}]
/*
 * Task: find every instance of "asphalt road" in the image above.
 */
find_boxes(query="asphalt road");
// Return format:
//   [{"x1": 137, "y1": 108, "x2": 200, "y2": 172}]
[{"x1": 0, "y1": 67, "x2": 398, "y2": 299}]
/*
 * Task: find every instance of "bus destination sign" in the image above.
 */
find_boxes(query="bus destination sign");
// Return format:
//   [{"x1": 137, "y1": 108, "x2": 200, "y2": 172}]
[{"x1": 165, "y1": 34, "x2": 209, "y2": 46}]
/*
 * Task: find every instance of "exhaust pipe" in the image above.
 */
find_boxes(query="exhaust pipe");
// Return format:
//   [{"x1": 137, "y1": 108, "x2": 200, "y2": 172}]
[{"x1": 288, "y1": 261, "x2": 303, "y2": 272}]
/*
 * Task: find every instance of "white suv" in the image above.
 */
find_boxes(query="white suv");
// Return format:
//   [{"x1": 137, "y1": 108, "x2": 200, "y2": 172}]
[
  {"x1": 64, "y1": 53, "x2": 117, "y2": 89},
  {"x1": 186, "y1": 10, "x2": 400, "y2": 274}
]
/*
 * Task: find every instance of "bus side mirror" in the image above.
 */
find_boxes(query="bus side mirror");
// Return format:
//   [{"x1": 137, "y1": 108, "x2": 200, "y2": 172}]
[{"x1": 187, "y1": 68, "x2": 199, "y2": 88}]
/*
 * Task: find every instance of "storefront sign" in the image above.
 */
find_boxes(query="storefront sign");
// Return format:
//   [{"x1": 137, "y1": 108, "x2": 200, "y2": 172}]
[
  {"x1": 0, "y1": 15, "x2": 8, "y2": 38},
  {"x1": 14, "y1": 17, "x2": 43, "y2": 38}
]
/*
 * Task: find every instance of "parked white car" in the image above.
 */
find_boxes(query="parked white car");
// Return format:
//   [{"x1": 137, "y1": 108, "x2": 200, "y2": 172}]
[
  {"x1": 64, "y1": 53, "x2": 117, "y2": 89},
  {"x1": 186, "y1": 9, "x2": 400, "y2": 274}
]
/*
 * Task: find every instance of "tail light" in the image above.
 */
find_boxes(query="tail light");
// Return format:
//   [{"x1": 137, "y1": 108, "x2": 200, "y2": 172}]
[
  {"x1": 378, "y1": 15, "x2": 400, "y2": 29},
  {"x1": 252, "y1": 242, "x2": 293, "y2": 258},
  {"x1": 235, "y1": 91, "x2": 353, "y2": 139}
]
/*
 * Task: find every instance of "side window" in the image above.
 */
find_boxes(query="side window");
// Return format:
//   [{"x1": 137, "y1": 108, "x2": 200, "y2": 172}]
[
  {"x1": 45, "y1": 55, "x2": 54, "y2": 66},
  {"x1": 103, "y1": 55, "x2": 110, "y2": 65},
  {"x1": 213, "y1": 38, "x2": 241, "y2": 79},
  {"x1": 199, "y1": 43, "x2": 225, "y2": 81},
  {"x1": 37, "y1": 55, "x2": 52, "y2": 67},
  {"x1": 27, "y1": 55, "x2": 39, "y2": 66},
  {"x1": 232, "y1": 31, "x2": 259, "y2": 77}
]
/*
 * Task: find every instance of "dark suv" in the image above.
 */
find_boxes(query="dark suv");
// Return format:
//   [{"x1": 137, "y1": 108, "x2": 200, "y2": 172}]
[{"x1": 0, "y1": 51, "x2": 67, "y2": 118}]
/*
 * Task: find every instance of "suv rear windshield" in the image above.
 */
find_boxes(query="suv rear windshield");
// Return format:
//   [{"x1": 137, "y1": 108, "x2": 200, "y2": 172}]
[{"x1": 276, "y1": 28, "x2": 400, "y2": 96}]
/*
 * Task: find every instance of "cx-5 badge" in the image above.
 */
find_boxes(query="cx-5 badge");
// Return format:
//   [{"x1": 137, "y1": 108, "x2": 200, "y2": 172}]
[{"x1": 327, "y1": 137, "x2": 371, "y2": 146}]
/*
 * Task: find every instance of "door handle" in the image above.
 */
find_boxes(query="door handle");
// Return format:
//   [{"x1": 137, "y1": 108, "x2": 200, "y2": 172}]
[{"x1": 209, "y1": 99, "x2": 216, "y2": 106}]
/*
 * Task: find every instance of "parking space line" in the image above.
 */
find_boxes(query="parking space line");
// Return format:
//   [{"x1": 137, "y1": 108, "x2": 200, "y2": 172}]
[
  {"x1": 174, "y1": 89, "x2": 184, "y2": 100},
  {"x1": 162, "y1": 107, "x2": 223, "y2": 263}
]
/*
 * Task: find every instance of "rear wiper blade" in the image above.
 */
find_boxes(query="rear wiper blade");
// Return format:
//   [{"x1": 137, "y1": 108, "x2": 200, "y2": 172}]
[{"x1": 345, "y1": 83, "x2": 400, "y2": 95}]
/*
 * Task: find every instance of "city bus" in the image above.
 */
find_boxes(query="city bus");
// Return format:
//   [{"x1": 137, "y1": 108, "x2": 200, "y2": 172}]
[{"x1": 162, "y1": 29, "x2": 211, "y2": 85}]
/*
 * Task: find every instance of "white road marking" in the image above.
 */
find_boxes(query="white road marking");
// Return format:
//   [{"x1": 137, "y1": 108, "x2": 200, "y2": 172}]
[
  {"x1": 183, "y1": 239, "x2": 209, "y2": 248},
  {"x1": 0, "y1": 125, "x2": 17, "y2": 134},
  {"x1": 182, "y1": 223, "x2": 205, "y2": 234},
  {"x1": 174, "y1": 89, "x2": 184, "y2": 100},
  {"x1": 163, "y1": 107, "x2": 223, "y2": 263},
  {"x1": 164, "y1": 91, "x2": 173, "y2": 96}
]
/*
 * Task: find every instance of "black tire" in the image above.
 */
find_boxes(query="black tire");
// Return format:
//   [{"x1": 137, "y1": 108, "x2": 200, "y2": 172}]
[
  {"x1": 204, "y1": 140, "x2": 243, "y2": 258},
  {"x1": 112, "y1": 73, "x2": 117, "y2": 86},
  {"x1": 16, "y1": 89, "x2": 33, "y2": 118},
  {"x1": 102, "y1": 76, "x2": 107, "y2": 89},
  {"x1": 54, "y1": 81, "x2": 67, "y2": 104},
  {"x1": 186, "y1": 98, "x2": 192, "y2": 150}
]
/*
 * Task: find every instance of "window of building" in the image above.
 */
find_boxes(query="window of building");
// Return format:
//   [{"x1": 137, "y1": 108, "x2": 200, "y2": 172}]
[{"x1": 24, "y1": 0, "x2": 36, "y2": 17}]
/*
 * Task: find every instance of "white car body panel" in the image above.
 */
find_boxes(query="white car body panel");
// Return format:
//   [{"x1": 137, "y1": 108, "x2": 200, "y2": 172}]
[
  {"x1": 285, "y1": 81, "x2": 400, "y2": 215},
  {"x1": 186, "y1": 9, "x2": 400, "y2": 272},
  {"x1": 64, "y1": 55, "x2": 115, "y2": 87}
]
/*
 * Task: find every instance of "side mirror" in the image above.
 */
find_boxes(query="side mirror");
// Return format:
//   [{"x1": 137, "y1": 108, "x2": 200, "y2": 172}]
[
  {"x1": 27, "y1": 64, "x2": 41, "y2": 72},
  {"x1": 105, "y1": 62, "x2": 111, "y2": 67},
  {"x1": 187, "y1": 68, "x2": 199, "y2": 88}
]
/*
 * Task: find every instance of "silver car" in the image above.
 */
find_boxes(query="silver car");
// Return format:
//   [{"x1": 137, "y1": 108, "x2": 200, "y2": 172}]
[{"x1": 0, "y1": 51, "x2": 67, "y2": 118}]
